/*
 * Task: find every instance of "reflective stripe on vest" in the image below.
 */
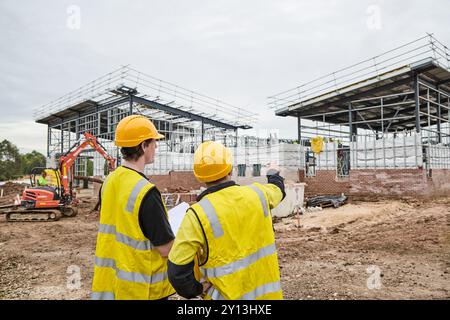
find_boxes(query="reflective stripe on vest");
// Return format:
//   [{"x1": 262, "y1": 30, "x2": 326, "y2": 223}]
[
  {"x1": 200, "y1": 243, "x2": 276, "y2": 278},
  {"x1": 198, "y1": 185, "x2": 269, "y2": 240},
  {"x1": 126, "y1": 178, "x2": 149, "y2": 213},
  {"x1": 98, "y1": 223, "x2": 154, "y2": 250},
  {"x1": 248, "y1": 185, "x2": 269, "y2": 217},
  {"x1": 207, "y1": 281, "x2": 281, "y2": 300},
  {"x1": 95, "y1": 257, "x2": 168, "y2": 284},
  {"x1": 91, "y1": 291, "x2": 115, "y2": 300},
  {"x1": 240, "y1": 281, "x2": 281, "y2": 300},
  {"x1": 197, "y1": 198, "x2": 224, "y2": 238},
  {"x1": 207, "y1": 287, "x2": 225, "y2": 300}
]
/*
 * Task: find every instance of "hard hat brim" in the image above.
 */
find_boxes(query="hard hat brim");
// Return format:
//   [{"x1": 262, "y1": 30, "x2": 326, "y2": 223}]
[
  {"x1": 194, "y1": 164, "x2": 233, "y2": 183},
  {"x1": 155, "y1": 133, "x2": 165, "y2": 140},
  {"x1": 115, "y1": 132, "x2": 165, "y2": 147}
]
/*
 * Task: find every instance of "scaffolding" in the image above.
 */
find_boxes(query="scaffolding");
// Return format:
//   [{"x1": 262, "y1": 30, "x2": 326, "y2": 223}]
[
  {"x1": 35, "y1": 66, "x2": 257, "y2": 176},
  {"x1": 270, "y1": 34, "x2": 450, "y2": 178}
]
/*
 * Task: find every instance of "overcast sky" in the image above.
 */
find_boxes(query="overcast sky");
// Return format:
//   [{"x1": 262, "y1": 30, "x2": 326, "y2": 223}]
[{"x1": 0, "y1": 0, "x2": 449, "y2": 154}]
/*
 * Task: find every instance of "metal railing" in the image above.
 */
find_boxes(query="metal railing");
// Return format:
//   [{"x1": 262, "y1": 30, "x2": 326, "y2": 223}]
[
  {"x1": 33, "y1": 65, "x2": 257, "y2": 128},
  {"x1": 268, "y1": 34, "x2": 450, "y2": 111}
]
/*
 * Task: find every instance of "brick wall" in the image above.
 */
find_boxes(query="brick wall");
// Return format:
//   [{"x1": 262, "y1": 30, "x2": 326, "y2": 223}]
[
  {"x1": 428, "y1": 169, "x2": 450, "y2": 197},
  {"x1": 299, "y1": 168, "x2": 450, "y2": 199},
  {"x1": 349, "y1": 169, "x2": 429, "y2": 197},
  {"x1": 147, "y1": 171, "x2": 205, "y2": 192},
  {"x1": 299, "y1": 170, "x2": 350, "y2": 197},
  {"x1": 147, "y1": 174, "x2": 171, "y2": 191},
  {"x1": 94, "y1": 168, "x2": 449, "y2": 201}
]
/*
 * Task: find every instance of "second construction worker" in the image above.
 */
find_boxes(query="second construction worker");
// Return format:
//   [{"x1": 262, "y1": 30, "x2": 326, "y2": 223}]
[
  {"x1": 168, "y1": 141, "x2": 285, "y2": 300},
  {"x1": 91, "y1": 115, "x2": 175, "y2": 300}
]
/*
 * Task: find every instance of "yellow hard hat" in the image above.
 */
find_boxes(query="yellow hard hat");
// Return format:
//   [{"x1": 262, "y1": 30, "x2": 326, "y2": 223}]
[
  {"x1": 115, "y1": 115, "x2": 164, "y2": 147},
  {"x1": 194, "y1": 141, "x2": 233, "y2": 183}
]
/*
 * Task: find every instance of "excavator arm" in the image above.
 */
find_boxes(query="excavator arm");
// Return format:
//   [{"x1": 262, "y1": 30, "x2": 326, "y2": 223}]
[{"x1": 59, "y1": 132, "x2": 116, "y2": 197}]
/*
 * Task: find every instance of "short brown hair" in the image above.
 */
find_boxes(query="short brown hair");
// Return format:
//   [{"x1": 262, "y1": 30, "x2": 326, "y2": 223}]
[{"x1": 120, "y1": 139, "x2": 153, "y2": 161}]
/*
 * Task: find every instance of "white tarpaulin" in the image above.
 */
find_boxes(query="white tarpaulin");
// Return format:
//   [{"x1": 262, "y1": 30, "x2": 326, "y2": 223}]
[{"x1": 350, "y1": 133, "x2": 423, "y2": 168}]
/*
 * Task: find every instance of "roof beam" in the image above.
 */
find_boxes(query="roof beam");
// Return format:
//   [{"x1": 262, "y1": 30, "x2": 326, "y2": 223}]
[
  {"x1": 436, "y1": 78, "x2": 450, "y2": 87},
  {"x1": 285, "y1": 77, "x2": 413, "y2": 117},
  {"x1": 132, "y1": 95, "x2": 249, "y2": 130}
]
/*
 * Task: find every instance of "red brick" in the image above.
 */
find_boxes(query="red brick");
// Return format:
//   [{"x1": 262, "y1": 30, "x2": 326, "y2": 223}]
[
  {"x1": 300, "y1": 168, "x2": 450, "y2": 199},
  {"x1": 148, "y1": 171, "x2": 205, "y2": 192}
]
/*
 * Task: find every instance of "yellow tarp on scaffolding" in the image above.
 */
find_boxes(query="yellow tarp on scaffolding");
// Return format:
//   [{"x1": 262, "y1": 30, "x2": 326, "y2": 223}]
[{"x1": 311, "y1": 136, "x2": 324, "y2": 154}]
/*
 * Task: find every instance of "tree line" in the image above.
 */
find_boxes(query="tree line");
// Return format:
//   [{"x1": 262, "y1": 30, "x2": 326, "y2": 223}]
[{"x1": 0, "y1": 139, "x2": 46, "y2": 181}]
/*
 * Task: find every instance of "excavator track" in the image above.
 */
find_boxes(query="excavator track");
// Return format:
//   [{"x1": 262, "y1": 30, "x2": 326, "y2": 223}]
[
  {"x1": 5, "y1": 208, "x2": 62, "y2": 222},
  {"x1": 61, "y1": 206, "x2": 78, "y2": 217}
]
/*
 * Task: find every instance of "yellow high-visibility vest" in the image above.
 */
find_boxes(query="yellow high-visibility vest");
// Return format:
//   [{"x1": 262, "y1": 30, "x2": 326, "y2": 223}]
[
  {"x1": 91, "y1": 166, "x2": 175, "y2": 300},
  {"x1": 191, "y1": 183, "x2": 283, "y2": 300},
  {"x1": 37, "y1": 176, "x2": 48, "y2": 186}
]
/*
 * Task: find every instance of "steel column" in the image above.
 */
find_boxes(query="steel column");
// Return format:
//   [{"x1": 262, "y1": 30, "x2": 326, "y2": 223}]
[
  {"x1": 437, "y1": 90, "x2": 442, "y2": 143},
  {"x1": 414, "y1": 74, "x2": 421, "y2": 133},
  {"x1": 129, "y1": 95, "x2": 133, "y2": 114},
  {"x1": 348, "y1": 103, "x2": 352, "y2": 142},
  {"x1": 201, "y1": 120, "x2": 204, "y2": 142},
  {"x1": 297, "y1": 116, "x2": 302, "y2": 143}
]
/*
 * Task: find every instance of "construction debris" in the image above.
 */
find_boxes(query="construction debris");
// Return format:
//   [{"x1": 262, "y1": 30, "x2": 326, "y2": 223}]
[
  {"x1": 0, "y1": 182, "x2": 27, "y2": 206},
  {"x1": 166, "y1": 186, "x2": 191, "y2": 193},
  {"x1": 74, "y1": 176, "x2": 104, "y2": 184},
  {"x1": 306, "y1": 194, "x2": 348, "y2": 209}
]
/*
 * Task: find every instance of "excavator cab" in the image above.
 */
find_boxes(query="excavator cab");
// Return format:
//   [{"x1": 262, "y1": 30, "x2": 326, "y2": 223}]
[
  {"x1": 8, "y1": 167, "x2": 67, "y2": 221},
  {"x1": 28, "y1": 167, "x2": 62, "y2": 201}
]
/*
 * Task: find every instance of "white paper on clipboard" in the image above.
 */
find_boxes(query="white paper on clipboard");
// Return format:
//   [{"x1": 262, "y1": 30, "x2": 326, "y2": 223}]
[{"x1": 168, "y1": 202, "x2": 190, "y2": 235}]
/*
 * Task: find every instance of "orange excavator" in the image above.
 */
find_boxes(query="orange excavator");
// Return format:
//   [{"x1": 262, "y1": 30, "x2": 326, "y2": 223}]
[{"x1": 0, "y1": 132, "x2": 116, "y2": 222}]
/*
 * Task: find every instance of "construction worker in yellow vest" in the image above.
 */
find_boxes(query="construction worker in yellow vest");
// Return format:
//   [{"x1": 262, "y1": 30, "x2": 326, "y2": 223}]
[
  {"x1": 168, "y1": 141, "x2": 286, "y2": 300},
  {"x1": 91, "y1": 115, "x2": 175, "y2": 300}
]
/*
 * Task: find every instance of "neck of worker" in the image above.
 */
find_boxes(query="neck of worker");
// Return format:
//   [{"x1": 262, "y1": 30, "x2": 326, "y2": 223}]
[
  {"x1": 205, "y1": 174, "x2": 231, "y2": 188},
  {"x1": 123, "y1": 157, "x2": 146, "y2": 174}
]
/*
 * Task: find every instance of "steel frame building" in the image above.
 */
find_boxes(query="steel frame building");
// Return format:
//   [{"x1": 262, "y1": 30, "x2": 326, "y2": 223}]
[
  {"x1": 34, "y1": 66, "x2": 256, "y2": 177},
  {"x1": 270, "y1": 34, "x2": 450, "y2": 178}
]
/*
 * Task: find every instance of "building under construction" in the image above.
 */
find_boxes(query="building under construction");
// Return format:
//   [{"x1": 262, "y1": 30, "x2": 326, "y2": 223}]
[
  {"x1": 34, "y1": 66, "x2": 305, "y2": 190},
  {"x1": 34, "y1": 66, "x2": 261, "y2": 181},
  {"x1": 34, "y1": 34, "x2": 450, "y2": 198},
  {"x1": 269, "y1": 34, "x2": 450, "y2": 198}
]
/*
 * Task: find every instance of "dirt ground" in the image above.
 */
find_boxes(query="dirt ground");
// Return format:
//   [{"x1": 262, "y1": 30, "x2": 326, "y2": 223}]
[{"x1": 0, "y1": 183, "x2": 449, "y2": 300}]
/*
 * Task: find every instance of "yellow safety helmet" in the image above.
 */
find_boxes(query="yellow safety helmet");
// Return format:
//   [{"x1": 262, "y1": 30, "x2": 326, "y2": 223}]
[
  {"x1": 115, "y1": 115, "x2": 164, "y2": 147},
  {"x1": 194, "y1": 141, "x2": 233, "y2": 183}
]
